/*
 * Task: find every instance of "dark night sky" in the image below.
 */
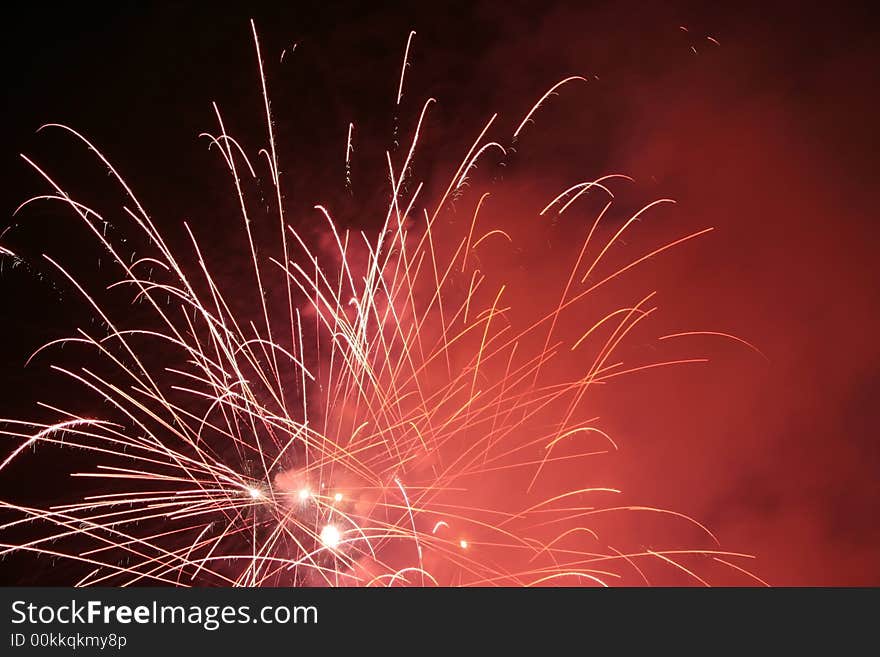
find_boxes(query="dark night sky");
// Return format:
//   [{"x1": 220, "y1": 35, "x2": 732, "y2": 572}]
[{"x1": 1, "y1": 1, "x2": 878, "y2": 585}]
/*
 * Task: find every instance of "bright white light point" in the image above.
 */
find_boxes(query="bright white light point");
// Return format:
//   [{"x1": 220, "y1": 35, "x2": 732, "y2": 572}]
[
  {"x1": 334, "y1": 493, "x2": 343, "y2": 502},
  {"x1": 248, "y1": 488, "x2": 262, "y2": 500},
  {"x1": 320, "y1": 525, "x2": 341, "y2": 549},
  {"x1": 459, "y1": 539, "x2": 468, "y2": 549},
  {"x1": 298, "y1": 488, "x2": 310, "y2": 502}
]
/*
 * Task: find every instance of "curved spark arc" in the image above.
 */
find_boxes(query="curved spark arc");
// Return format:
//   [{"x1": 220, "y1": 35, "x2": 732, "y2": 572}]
[
  {"x1": 513, "y1": 75, "x2": 588, "y2": 140},
  {"x1": 397, "y1": 30, "x2": 417, "y2": 106},
  {"x1": 0, "y1": 25, "x2": 764, "y2": 587}
]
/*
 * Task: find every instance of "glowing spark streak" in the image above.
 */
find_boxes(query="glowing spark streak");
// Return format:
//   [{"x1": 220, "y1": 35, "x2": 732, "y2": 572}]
[
  {"x1": 397, "y1": 30, "x2": 416, "y2": 105},
  {"x1": 648, "y1": 550, "x2": 710, "y2": 586},
  {"x1": 544, "y1": 426, "x2": 618, "y2": 452},
  {"x1": 527, "y1": 572, "x2": 608, "y2": 587},
  {"x1": 0, "y1": 419, "x2": 104, "y2": 472},
  {"x1": 471, "y1": 229, "x2": 512, "y2": 249},
  {"x1": 368, "y1": 568, "x2": 439, "y2": 587},
  {"x1": 513, "y1": 76, "x2": 587, "y2": 139},
  {"x1": 394, "y1": 478, "x2": 423, "y2": 580},
  {"x1": 712, "y1": 557, "x2": 769, "y2": 586},
  {"x1": 659, "y1": 331, "x2": 768, "y2": 360},
  {"x1": 461, "y1": 192, "x2": 491, "y2": 272},
  {"x1": 345, "y1": 122, "x2": 355, "y2": 164}
]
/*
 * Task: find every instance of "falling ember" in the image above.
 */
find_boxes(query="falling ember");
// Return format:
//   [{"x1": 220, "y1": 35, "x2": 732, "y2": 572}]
[{"x1": 0, "y1": 20, "x2": 766, "y2": 587}]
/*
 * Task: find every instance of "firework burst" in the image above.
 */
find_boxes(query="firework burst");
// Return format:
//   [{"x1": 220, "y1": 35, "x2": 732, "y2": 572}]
[{"x1": 0, "y1": 22, "x2": 764, "y2": 587}]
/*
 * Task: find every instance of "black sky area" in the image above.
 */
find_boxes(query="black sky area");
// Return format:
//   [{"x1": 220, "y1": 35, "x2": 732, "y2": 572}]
[{"x1": 1, "y1": 1, "x2": 878, "y2": 585}]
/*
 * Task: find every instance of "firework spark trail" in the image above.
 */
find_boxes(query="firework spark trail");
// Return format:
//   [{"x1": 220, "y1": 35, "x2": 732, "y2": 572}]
[
  {"x1": 397, "y1": 30, "x2": 417, "y2": 106},
  {"x1": 0, "y1": 24, "x2": 763, "y2": 587}
]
